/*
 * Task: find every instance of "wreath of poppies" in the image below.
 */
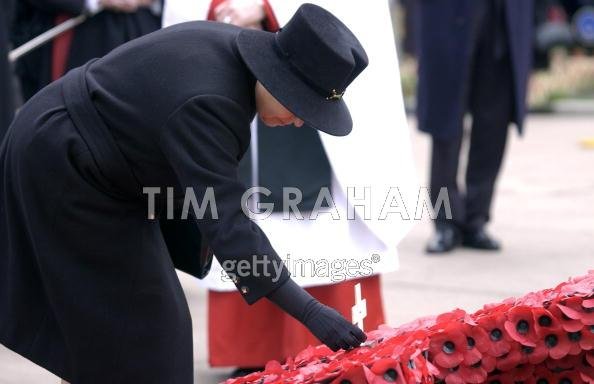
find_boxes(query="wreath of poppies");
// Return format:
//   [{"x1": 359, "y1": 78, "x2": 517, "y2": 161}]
[{"x1": 224, "y1": 271, "x2": 594, "y2": 384}]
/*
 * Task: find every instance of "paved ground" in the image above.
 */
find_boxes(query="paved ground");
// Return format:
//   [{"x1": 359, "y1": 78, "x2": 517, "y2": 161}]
[{"x1": 1, "y1": 114, "x2": 593, "y2": 384}]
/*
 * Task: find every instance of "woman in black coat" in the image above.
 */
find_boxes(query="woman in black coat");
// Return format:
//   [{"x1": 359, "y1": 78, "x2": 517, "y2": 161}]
[{"x1": 0, "y1": 4, "x2": 368, "y2": 383}]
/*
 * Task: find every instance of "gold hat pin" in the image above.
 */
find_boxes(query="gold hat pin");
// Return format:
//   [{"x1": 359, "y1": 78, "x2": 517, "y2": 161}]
[{"x1": 326, "y1": 89, "x2": 344, "y2": 101}]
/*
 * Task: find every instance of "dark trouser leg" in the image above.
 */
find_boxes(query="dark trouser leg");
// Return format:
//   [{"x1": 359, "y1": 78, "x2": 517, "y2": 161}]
[
  {"x1": 465, "y1": 44, "x2": 514, "y2": 231},
  {"x1": 430, "y1": 133, "x2": 464, "y2": 229}
]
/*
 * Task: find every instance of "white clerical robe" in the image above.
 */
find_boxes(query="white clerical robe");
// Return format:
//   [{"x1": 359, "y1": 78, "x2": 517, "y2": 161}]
[{"x1": 163, "y1": 0, "x2": 418, "y2": 289}]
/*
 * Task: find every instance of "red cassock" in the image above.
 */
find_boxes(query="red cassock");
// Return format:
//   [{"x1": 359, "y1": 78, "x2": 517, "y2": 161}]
[{"x1": 52, "y1": 14, "x2": 74, "y2": 81}]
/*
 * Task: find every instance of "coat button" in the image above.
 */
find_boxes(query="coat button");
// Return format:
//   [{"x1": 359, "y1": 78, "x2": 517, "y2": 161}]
[
  {"x1": 232, "y1": 276, "x2": 239, "y2": 284},
  {"x1": 240, "y1": 286, "x2": 249, "y2": 295}
]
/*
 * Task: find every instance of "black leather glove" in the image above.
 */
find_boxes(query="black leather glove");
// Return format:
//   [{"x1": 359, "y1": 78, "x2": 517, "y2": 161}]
[{"x1": 267, "y1": 278, "x2": 367, "y2": 351}]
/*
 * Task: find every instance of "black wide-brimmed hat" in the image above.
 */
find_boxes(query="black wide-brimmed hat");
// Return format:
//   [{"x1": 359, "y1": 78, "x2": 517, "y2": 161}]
[{"x1": 236, "y1": 3, "x2": 368, "y2": 136}]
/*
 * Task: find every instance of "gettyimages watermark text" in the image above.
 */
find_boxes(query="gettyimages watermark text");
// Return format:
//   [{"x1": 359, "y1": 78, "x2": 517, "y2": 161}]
[
  {"x1": 143, "y1": 186, "x2": 453, "y2": 221},
  {"x1": 218, "y1": 253, "x2": 383, "y2": 283}
]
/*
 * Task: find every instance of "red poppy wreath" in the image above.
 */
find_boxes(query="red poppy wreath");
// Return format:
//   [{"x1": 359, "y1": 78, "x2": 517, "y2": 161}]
[{"x1": 223, "y1": 271, "x2": 594, "y2": 384}]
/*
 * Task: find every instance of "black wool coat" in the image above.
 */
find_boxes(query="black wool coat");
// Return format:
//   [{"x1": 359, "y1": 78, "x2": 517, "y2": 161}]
[
  {"x1": 415, "y1": 0, "x2": 534, "y2": 140},
  {"x1": 0, "y1": 21, "x2": 290, "y2": 383}
]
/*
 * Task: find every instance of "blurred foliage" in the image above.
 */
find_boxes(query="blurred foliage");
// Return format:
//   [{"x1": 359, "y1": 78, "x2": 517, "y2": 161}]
[
  {"x1": 397, "y1": 53, "x2": 594, "y2": 112},
  {"x1": 528, "y1": 51, "x2": 594, "y2": 110}
]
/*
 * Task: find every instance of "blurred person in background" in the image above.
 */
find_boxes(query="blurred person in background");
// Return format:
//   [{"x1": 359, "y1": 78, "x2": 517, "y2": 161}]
[
  {"x1": 163, "y1": 0, "x2": 417, "y2": 377},
  {"x1": 417, "y1": 0, "x2": 533, "y2": 253},
  {"x1": 11, "y1": 0, "x2": 162, "y2": 102},
  {"x1": 1, "y1": 0, "x2": 14, "y2": 139}
]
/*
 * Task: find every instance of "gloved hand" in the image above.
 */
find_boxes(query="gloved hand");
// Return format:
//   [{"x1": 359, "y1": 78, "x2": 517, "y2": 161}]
[
  {"x1": 301, "y1": 300, "x2": 367, "y2": 351},
  {"x1": 267, "y1": 278, "x2": 366, "y2": 351}
]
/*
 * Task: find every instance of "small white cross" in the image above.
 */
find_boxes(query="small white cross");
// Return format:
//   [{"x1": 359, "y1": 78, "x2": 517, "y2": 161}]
[{"x1": 351, "y1": 283, "x2": 367, "y2": 331}]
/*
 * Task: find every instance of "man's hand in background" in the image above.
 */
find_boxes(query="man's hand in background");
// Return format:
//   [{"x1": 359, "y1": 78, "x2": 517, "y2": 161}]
[
  {"x1": 99, "y1": 0, "x2": 154, "y2": 13},
  {"x1": 214, "y1": 0, "x2": 265, "y2": 29}
]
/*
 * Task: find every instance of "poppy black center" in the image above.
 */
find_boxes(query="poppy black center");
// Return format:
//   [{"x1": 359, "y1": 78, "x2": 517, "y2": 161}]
[
  {"x1": 471, "y1": 361, "x2": 482, "y2": 368},
  {"x1": 538, "y1": 315, "x2": 552, "y2": 327},
  {"x1": 545, "y1": 334, "x2": 558, "y2": 348},
  {"x1": 568, "y1": 331, "x2": 581, "y2": 342},
  {"x1": 521, "y1": 346, "x2": 534, "y2": 354},
  {"x1": 559, "y1": 378, "x2": 572, "y2": 384},
  {"x1": 467, "y1": 337, "x2": 476, "y2": 348},
  {"x1": 490, "y1": 328, "x2": 503, "y2": 341},
  {"x1": 536, "y1": 379, "x2": 548, "y2": 384},
  {"x1": 340, "y1": 380, "x2": 352, "y2": 384},
  {"x1": 590, "y1": 325, "x2": 594, "y2": 333},
  {"x1": 490, "y1": 380, "x2": 502, "y2": 384},
  {"x1": 443, "y1": 341, "x2": 456, "y2": 354},
  {"x1": 516, "y1": 320, "x2": 529, "y2": 334},
  {"x1": 383, "y1": 369, "x2": 398, "y2": 382}
]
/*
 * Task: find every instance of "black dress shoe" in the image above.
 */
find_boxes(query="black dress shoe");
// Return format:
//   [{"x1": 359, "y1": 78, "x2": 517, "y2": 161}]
[
  {"x1": 462, "y1": 228, "x2": 501, "y2": 251},
  {"x1": 426, "y1": 225, "x2": 461, "y2": 254},
  {"x1": 229, "y1": 367, "x2": 264, "y2": 378}
]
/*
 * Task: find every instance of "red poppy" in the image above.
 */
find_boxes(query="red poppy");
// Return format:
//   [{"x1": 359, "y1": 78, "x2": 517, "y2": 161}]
[
  {"x1": 509, "y1": 363, "x2": 534, "y2": 382},
  {"x1": 532, "y1": 307, "x2": 562, "y2": 337},
  {"x1": 435, "y1": 365, "x2": 465, "y2": 384},
  {"x1": 519, "y1": 341, "x2": 549, "y2": 365},
  {"x1": 550, "y1": 302, "x2": 584, "y2": 333},
  {"x1": 557, "y1": 297, "x2": 594, "y2": 327},
  {"x1": 435, "y1": 309, "x2": 467, "y2": 326},
  {"x1": 480, "y1": 354, "x2": 498, "y2": 373},
  {"x1": 313, "y1": 361, "x2": 342, "y2": 382},
  {"x1": 533, "y1": 365, "x2": 558, "y2": 384},
  {"x1": 570, "y1": 327, "x2": 594, "y2": 353},
  {"x1": 545, "y1": 354, "x2": 581, "y2": 371},
  {"x1": 369, "y1": 358, "x2": 406, "y2": 384},
  {"x1": 479, "y1": 302, "x2": 514, "y2": 317},
  {"x1": 577, "y1": 355, "x2": 594, "y2": 384},
  {"x1": 458, "y1": 361, "x2": 489, "y2": 384},
  {"x1": 496, "y1": 344, "x2": 526, "y2": 372},
  {"x1": 463, "y1": 324, "x2": 492, "y2": 354},
  {"x1": 580, "y1": 371, "x2": 594, "y2": 384},
  {"x1": 557, "y1": 369, "x2": 583, "y2": 384},
  {"x1": 484, "y1": 372, "x2": 515, "y2": 384},
  {"x1": 541, "y1": 326, "x2": 572, "y2": 359},
  {"x1": 285, "y1": 356, "x2": 296, "y2": 371},
  {"x1": 428, "y1": 325, "x2": 467, "y2": 369},
  {"x1": 476, "y1": 313, "x2": 512, "y2": 357},
  {"x1": 364, "y1": 365, "x2": 404, "y2": 384},
  {"x1": 560, "y1": 272, "x2": 594, "y2": 296},
  {"x1": 330, "y1": 362, "x2": 366, "y2": 384},
  {"x1": 264, "y1": 360, "x2": 285, "y2": 375},
  {"x1": 460, "y1": 324, "x2": 490, "y2": 366},
  {"x1": 294, "y1": 345, "x2": 333, "y2": 365},
  {"x1": 504, "y1": 306, "x2": 539, "y2": 347}
]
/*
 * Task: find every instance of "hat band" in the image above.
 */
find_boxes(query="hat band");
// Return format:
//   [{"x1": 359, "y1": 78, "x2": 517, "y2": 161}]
[{"x1": 273, "y1": 33, "x2": 344, "y2": 101}]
